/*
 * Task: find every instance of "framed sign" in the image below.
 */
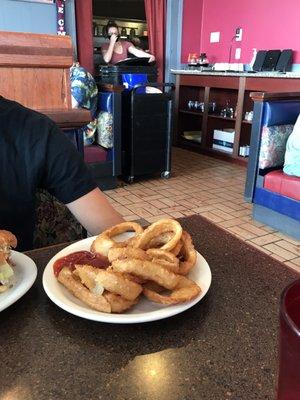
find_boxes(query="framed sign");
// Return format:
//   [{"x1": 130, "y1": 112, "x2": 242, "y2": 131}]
[{"x1": 56, "y1": 0, "x2": 66, "y2": 35}]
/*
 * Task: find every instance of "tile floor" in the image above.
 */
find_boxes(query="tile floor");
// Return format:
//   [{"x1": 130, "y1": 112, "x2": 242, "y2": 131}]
[{"x1": 104, "y1": 148, "x2": 300, "y2": 273}]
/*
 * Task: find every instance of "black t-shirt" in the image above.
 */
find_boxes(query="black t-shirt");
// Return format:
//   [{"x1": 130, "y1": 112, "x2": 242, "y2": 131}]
[{"x1": 0, "y1": 97, "x2": 97, "y2": 251}]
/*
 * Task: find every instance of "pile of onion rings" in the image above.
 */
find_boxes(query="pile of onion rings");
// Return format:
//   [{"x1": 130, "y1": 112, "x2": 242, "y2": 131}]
[{"x1": 54, "y1": 219, "x2": 201, "y2": 313}]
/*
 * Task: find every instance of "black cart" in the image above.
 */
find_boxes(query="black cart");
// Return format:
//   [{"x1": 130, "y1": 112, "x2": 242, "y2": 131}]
[
  {"x1": 95, "y1": 61, "x2": 158, "y2": 86},
  {"x1": 121, "y1": 83, "x2": 175, "y2": 183}
]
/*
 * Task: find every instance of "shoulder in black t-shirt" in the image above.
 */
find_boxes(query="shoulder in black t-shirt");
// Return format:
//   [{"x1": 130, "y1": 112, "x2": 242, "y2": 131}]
[{"x1": 0, "y1": 97, "x2": 96, "y2": 250}]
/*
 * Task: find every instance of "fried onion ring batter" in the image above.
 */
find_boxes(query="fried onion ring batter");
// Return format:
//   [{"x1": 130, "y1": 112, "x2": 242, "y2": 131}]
[
  {"x1": 74, "y1": 265, "x2": 142, "y2": 301},
  {"x1": 170, "y1": 240, "x2": 183, "y2": 257},
  {"x1": 146, "y1": 248, "x2": 179, "y2": 273},
  {"x1": 147, "y1": 231, "x2": 174, "y2": 248},
  {"x1": 57, "y1": 267, "x2": 111, "y2": 312},
  {"x1": 135, "y1": 219, "x2": 182, "y2": 252},
  {"x1": 178, "y1": 231, "x2": 197, "y2": 275},
  {"x1": 103, "y1": 292, "x2": 138, "y2": 313},
  {"x1": 111, "y1": 259, "x2": 180, "y2": 290},
  {"x1": 107, "y1": 247, "x2": 149, "y2": 263},
  {"x1": 143, "y1": 276, "x2": 201, "y2": 305},
  {"x1": 91, "y1": 222, "x2": 144, "y2": 257}
]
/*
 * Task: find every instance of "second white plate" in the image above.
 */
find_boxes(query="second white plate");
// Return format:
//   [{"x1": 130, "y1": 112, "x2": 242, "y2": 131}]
[{"x1": 0, "y1": 251, "x2": 37, "y2": 312}]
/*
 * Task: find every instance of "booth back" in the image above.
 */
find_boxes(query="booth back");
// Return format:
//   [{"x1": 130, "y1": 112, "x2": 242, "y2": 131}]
[{"x1": 258, "y1": 101, "x2": 300, "y2": 170}]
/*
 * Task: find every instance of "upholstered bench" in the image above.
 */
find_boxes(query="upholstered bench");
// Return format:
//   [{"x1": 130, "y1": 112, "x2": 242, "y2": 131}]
[
  {"x1": 84, "y1": 145, "x2": 108, "y2": 163},
  {"x1": 263, "y1": 170, "x2": 300, "y2": 201},
  {"x1": 244, "y1": 92, "x2": 300, "y2": 240}
]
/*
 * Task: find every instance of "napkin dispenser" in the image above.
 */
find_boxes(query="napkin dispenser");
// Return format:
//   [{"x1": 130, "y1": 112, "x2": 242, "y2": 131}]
[{"x1": 253, "y1": 49, "x2": 293, "y2": 72}]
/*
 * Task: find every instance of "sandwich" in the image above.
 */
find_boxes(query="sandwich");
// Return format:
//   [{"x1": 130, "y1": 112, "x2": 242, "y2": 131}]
[{"x1": 0, "y1": 230, "x2": 17, "y2": 293}]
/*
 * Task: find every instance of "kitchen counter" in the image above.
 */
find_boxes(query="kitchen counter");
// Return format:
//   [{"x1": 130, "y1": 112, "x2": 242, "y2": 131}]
[
  {"x1": 0, "y1": 215, "x2": 298, "y2": 400},
  {"x1": 171, "y1": 68, "x2": 300, "y2": 79}
]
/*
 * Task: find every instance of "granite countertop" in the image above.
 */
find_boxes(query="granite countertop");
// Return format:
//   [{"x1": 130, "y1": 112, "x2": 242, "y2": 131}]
[
  {"x1": 171, "y1": 68, "x2": 300, "y2": 79},
  {"x1": 0, "y1": 215, "x2": 299, "y2": 400}
]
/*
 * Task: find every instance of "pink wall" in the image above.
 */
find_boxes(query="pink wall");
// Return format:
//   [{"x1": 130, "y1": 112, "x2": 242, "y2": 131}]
[
  {"x1": 181, "y1": 0, "x2": 203, "y2": 63},
  {"x1": 181, "y1": 0, "x2": 300, "y2": 64}
]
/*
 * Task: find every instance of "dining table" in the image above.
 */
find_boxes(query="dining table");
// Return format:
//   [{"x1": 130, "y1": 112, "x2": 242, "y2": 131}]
[{"x1": 0, "y1": 215, "x2": 298, "y2": 400}]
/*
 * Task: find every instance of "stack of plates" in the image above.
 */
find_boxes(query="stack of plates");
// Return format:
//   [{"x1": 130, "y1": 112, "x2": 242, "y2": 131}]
[{"x1": 183, "y1": 131, "x2": 202, "y2": 143}]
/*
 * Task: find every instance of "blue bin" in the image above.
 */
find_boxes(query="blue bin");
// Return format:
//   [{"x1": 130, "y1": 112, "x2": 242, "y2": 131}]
[{"x1": 121, "y1": 73, "x2": 148, "y2": 93}]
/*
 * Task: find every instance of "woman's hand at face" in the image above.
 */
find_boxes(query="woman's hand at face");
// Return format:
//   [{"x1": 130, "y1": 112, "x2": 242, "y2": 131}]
[{"x1": 109, "y1": 33, "x2": 118, "y2": 45}]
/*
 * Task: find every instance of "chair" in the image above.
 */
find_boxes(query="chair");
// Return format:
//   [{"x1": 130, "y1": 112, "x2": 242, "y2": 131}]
[
  {"x1": 244, "y1": 92, "x2": 300, "y2": 240},
  {"x1": 70, "y1": 64, "x2": 122, "y2": 190}
]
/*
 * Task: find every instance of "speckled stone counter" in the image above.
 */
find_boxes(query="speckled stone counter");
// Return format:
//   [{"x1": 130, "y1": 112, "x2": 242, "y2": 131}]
[
  {"x1": 171, "y1": 68, "x2": 300, "y2": 78},
  {"x1": 0, "y1": 215, "x2": 298, "y2": 400}
]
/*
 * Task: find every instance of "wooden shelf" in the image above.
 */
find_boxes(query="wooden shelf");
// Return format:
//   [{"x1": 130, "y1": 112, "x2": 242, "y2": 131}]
[
  {"x1": 174, "y1": 73, "x2": 300, "y2": 165},
  {"x1": 181, "y1": 136, "x2": 201, "y2": 145},
  {"x1": 237, "y1": 155, "x2": 250, "y2": 161},
  {"x1": 208, "y1": 114, "x2": 236, "y2": 122},
  {"x1": 177, "y1": 138, "x2": 202, "y2": 152},
  {"x1": 179, "y1": 109, "x2": 204, "y2": 116},
  {"x1": 175, "y1": 141, "x2": 248, "y2": 165},
  {"x1": 206, "y1": 148, "x2": 247, "y2": 165},
  {"x1": 209, "y1": 148, "x2": 234, "y2": 157}
]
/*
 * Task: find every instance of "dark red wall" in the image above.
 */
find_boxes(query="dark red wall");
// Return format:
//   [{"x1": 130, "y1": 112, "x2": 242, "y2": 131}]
[
  {"x1": 181, "y1": 0, "x2": 300, "y2": 64},
  {"x1": 181, "y1": 0, "x2": 203, "y2": 63}
]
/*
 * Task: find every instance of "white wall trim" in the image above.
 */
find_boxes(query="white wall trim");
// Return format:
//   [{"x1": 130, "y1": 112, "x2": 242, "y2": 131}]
[{"x1": 165, "y1": 0, "x2": 183, "y2": 83}]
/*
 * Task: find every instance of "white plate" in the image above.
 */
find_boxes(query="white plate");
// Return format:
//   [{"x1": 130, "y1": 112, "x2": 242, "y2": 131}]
[
  {"x1": 0, "y1": 251, "x2": 37, "y2": 312},
  {"x1": 42, "y1": 234, "x2": 212, "y2": 324}
]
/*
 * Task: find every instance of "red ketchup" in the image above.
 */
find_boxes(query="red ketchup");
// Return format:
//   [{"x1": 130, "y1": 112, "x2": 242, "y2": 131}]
[{"x1": 53, "y1": 251, "x2": 110, "y2": 277}]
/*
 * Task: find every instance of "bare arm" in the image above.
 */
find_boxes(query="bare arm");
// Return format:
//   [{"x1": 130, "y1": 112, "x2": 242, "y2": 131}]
[
  {"x1": 102, "y1": 34, "x2": 118, "y2": 63},
  {"x1": 128, "y1": 45, "x2": 155, "y2": 63},
  {"x1": 66, "y1": 187, "x2": 124, "y2": 235}
]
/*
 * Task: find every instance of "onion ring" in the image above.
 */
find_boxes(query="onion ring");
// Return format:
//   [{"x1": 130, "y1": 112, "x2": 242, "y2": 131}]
[
  {"x1": 103, "y1": 292, "x2": 138, "y2": 313},
  {"x1": 178, "y1": 231, "x2": 197, "y2": 275},
  {"x1": 105, "y1": 266, "x2": 147, "y2": 285},
  {"x1": 74, "y1": 265, "x2": 142, "y2": 301},
  {"x1": 107, "y1": 247, "x2": 149, "y2": 263},
  {"x1": 146, "y1": 248, "x2": 179, "y2": 273},
  {"x1": 124, "y1": 235, "x2": 140, "y2": 248},
  {"x1": 135, "y1": 219, "x2": 182, "y2": 251},
  {"x1": 143, "y1": 281, "x2": 165, "y2": 293},
  {"x1": 91, "y1": 222, "x2": 143, "y2": 257},
  {"x1": 111, "y1": 259, "x2": 180, "y2": 290},
  {"x1": 170, "y1": 240, "x2": 183, "y2": 257},
  {"x1": 147, "y1": 231, "x2": 174, "y2": 248},
  {"x1": 57, "y1": 267, "x2": 111, "y2": 313},
  {"x1": 143, "y1": 276, "x2": 201, "y2": 305}
]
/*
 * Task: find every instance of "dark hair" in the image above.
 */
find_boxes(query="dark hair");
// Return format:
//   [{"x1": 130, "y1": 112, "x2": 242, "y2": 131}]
[{"x1": 104, "y1": 20, "x2": 119, "y2": 37}]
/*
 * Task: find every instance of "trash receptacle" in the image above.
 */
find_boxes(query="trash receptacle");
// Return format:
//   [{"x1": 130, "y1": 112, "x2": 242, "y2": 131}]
[
  {"x1": 121, "y1": 73, "x2": 148, "y2": 93},
  {"x1": 121, "y1": 83, "x2": 175, "y2": 183}
]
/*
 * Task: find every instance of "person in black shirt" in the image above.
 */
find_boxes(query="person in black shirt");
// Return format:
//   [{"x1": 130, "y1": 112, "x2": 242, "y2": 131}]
[{"x1": 0, "y1": 96, "x2": 123, "y2": 251}]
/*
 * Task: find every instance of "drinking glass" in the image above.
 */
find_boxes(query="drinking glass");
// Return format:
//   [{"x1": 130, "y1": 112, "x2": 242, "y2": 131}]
[{"x1": 277, "y1": 279, "x2": 300, "y2": 400}]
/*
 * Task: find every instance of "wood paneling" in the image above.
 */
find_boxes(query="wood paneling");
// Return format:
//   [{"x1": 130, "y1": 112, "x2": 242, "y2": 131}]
[
  {"x1": 0, "y1": 68, "x2": 71, "y2": 110},
  {"x1": 41, "y1": 109, "x2": 91, "y2": 129},
  {"x1": 0, "y1": 31, "x2": 90, "y2": 129},
  {"x1": 180, "y1": 74, "x2": 240, "y2": 89},
  {"x1": 245, "y1": 77, "x2": 300, "y2": 92},
  {"x1": 0, "y1": 32, "x2": 73, "y2": 67},
  {"x1": 250, "y1": 91, "x2": 300, "y2": 102}
]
